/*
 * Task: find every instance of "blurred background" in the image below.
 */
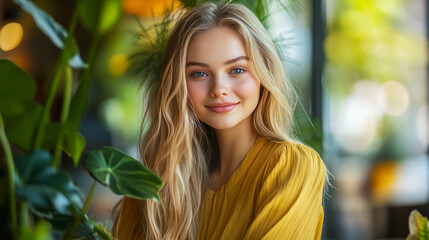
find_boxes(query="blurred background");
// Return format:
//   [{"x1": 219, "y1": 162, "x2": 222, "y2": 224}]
[{"x1": 1, "y1": 0, "x2": 428, "y2": 239}]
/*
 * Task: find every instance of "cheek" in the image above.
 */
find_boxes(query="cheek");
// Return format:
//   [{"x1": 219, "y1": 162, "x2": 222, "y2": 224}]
[
  {"x1": 186, "y1": 81, "x2": 206, "y2": 106},
  {"x1": 235, "y1": 78, "x2": 260, "y2": 104}
]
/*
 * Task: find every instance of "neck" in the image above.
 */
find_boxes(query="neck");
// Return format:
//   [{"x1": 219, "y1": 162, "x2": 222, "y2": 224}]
[{"x1": 214, "y1": 116, "x2": 257, "y2": 177}]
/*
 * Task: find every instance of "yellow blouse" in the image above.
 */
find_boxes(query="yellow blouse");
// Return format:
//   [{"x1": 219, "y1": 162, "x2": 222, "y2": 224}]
[{"x1": 197, "y1": 137, "x2": 326, "y2": 240}]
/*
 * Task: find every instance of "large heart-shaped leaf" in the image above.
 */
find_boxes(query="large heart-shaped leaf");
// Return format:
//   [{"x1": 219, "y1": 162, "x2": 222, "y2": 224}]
[
  {"x1": 14, "y1": 151, "x2": 84, "y2": 217},
  {"x1": 84, "y1": 146, "x2": 163, "y2": 202},
  {"x1": 3, "y1": 102, "x2": 42, "y2": 152},
  {"x1": 79, "y1": 0, "x2": 122, "y2": 34},
  {"x1": 0, "y1": 60, "x2": 36, "y2": 116}
]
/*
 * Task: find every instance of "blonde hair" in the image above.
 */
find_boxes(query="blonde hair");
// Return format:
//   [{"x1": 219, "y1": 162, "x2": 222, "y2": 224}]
[{"x1": 113, "y1": 2, "x2": 296, "y2": 239}]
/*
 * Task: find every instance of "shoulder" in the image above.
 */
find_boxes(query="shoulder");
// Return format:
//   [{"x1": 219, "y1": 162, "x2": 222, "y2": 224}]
[
  {"x1": 255, "y1": 138, "x2": 326, "y2": 207},
  {"x1": 260, "y1": 139, "x2": 325, "y2": 185}
]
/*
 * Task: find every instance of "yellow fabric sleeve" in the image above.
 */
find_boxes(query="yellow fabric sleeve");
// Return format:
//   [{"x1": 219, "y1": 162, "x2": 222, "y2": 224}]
[{"x1": 243, "y1": 143, "x2": 325, "y2": 239}]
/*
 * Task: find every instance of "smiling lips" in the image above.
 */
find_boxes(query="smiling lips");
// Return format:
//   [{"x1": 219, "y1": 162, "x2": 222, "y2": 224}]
[{"x1": 206, "y1": 102, "x2": 239, "y2": 113}]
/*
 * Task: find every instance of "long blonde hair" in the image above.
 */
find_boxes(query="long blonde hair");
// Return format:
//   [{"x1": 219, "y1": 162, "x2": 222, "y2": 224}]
[{"x1": 113, "y1": 2, "x2": 296, "y2": 239}]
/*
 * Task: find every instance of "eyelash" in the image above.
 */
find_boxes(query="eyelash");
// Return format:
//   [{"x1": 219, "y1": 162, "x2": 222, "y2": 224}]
[{"x1": 189, "y1": 67, "x2": 247, "y2": 79}]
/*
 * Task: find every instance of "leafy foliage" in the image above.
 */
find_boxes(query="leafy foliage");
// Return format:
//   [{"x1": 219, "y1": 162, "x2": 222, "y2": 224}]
[
  {"x1": 84, "y1": 146, "x2": 163, "y2": 202},
  {"x1": 3, "y1": 102, "x2": 42, "y2": 152},
  {"x1": 0, "y1": 60, "x2": 36, "y2": 116},
  {"x1": 14, "y1": 150, "x2": 84, "y2": 217},
  {"x1": 13, "y1": 0, "x2": 86, "y2": 68},
  {"x1": 13, "y1": 0, "x2": 67, "y2": 48},
  {"x1": 407, "y1": 210, "x2": 429, "y2": 240},
  {"x1": 49, "y1": 213, "x2": 97, "y2": 239},
  {"x1": 79, "y1": 0, "x2": 123, "y2": 34},
  {"x1": 293, "y1": 110, "x2": 323, "y2": 154},
  {"x1": 127, "y1": 6, "x2": 178, "y2": 91},
  {"x1": 39, "y1": 123, "x2": 86, "y2": 166},
  {"x1": 1, "y1": 0, "x2": 163, "y2": 239},
  {"x1": 18, "y1": 220, "x2": 52, "y2": 240}
]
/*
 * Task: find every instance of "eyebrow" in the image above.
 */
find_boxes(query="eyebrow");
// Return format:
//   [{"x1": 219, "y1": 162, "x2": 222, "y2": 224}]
[{"x1": 186, "y1": 56, "x2": 249, "y2": 68}]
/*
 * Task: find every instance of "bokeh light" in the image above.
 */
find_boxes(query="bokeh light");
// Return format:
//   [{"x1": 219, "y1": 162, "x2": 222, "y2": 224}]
[
  {"x1": 123, "y1": 0, "x2": 177, "y2": 16},
  {"x1": 108, "y1": 53, "x2": 129, "y2": 77},
  {"x1": 333, "y1": 81, "x2": 382, "y2": 152},
  {"x1": 416, "y1": 104, "x2": 428, "y2": 146},
  {"x1": 0, "y1": 22, "x2": 24, "y2": 51},
  {"x1": 101, "y1": 98, "x2": 124, "y2": 131},
  {"x1": 378, "y1": 81, "x2": 410, "y2": 116},
  {"x1": 371, "y1": 161, "x2": 399, "y2": 205}
]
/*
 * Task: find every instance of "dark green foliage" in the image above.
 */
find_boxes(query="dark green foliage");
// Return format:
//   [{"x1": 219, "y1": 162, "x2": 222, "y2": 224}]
[
  {"x1": 127, "y1": 6, "x2": 178, "y2": 92},
  {"x1": 84, "y1": 146, "x2": 163, "y2": 202},
  {"x1": 39, "y1": 123, "x2": 86, "y2": 166},
  {"x1": 13, "y1": 0, "x2": 86, "y2": 68},
  {"x1": 14, "y1": 151, "x2": 84, "y2": 217},
  {"x1": 0, "y1": 60, "x2": 36, "y2": 116},
  {"x1": 13, "y1": 0, "x2": 67, "y2": 48},
  {"x1": 79, "y1": 0, "x2": 123, "y2": 34},
  {"x1": 1, "y1": 1, "x2": 163, "y2": 239},
  {"x1": 3, "y1": 102, "x2": 42, "y2": 152},
  {"x1": 18, "y1": 220, "x2": 52, "y2": 240},
  {"x1": 293, "y1": 110, "x2": 323, "y2": 154},
  {"x1": 49, "y1": 213, "x2": 97, "y2": 239}
]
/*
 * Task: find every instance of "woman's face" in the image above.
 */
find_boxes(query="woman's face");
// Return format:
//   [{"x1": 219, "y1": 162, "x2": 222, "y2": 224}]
[{"x1": 185, "y1": 26, "x2": 261, "y2": 130}]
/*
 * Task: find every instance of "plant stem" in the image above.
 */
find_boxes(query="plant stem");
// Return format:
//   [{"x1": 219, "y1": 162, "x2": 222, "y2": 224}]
[
  {"x1": 68, "y1": 30, "x2": 101, "y2": 133},
  {"x1": 33, "y1": 61, "x2": 63, "y2": 150},
  {"x1": 68, "y1": 0, "x2": 102, "y2": 133},
  {"x1": 33, "y1": 0, "x2": 81, "y2": 152},
  {"x1": 53, "y1": 66, "x2": 73, "y2": 168},
  {"x1": 20, "y1": 201, "x2": 29, "y2": 229},
  {"x1": 94, "y1": 222, "x2": 113, "y2": 240},
  {"x1": 0, "y1": 114, "x2": 17, "y2": 239},
  {"x1": 83, "y1": 180, "x2": 97, "y2": 213},
  {"x1": 64, "y1": 180, "x2": 97, "y2": 239}
]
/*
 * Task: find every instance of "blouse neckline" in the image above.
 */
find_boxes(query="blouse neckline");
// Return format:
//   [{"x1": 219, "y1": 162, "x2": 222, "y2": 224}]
[{"x1": 205, "y1": 137, "x2": 266, "y2": 195}]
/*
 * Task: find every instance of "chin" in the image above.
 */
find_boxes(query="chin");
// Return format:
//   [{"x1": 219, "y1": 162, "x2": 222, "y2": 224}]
[{"x1": 203, "y1": 120, "x2": 239, "y2": 130}]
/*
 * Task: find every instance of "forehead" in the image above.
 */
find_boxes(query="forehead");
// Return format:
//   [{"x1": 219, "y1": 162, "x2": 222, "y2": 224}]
[{"x1": 186, "y1": 26, "x2": 247, "y2": 63}]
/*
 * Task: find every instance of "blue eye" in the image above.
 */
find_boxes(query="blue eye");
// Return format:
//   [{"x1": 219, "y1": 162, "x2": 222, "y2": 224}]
[
  {"x1": 190, "y1": 72, "x2": 208, "y2": 78},
  {"x1": 230, "y1": 68, "x2": 246, "y2": 74}
]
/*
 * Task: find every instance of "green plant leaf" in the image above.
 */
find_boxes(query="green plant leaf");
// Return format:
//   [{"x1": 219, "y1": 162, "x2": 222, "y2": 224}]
[
  {"x1": 62, "y1": 126, "x2": 86, "y2": 166},
  {"x1": 13, "y1": 0, "x2": 86, "y2": 66},
  {"x1": 63, "y1": 37, "x2": 88, "y2": 69},
  {"x1": 18, "y1": 220, "x2": 52, "y2": 240},
  {"x1": 3, "y1": 102, "x2": 42, "y2": 152},
  {"x1": 13, "y1": 0, "x2": 67, "y2": 48},
  {"x1": 49, "y1": 213, "x2": 96, "y2": 239},
  {"x1": 0, "y1": 60, "x2": 36, "y2": 116},
  {"x1": 79, "y1": 0, "x2": 123, "y2": 34},
  {"x1": 84, "y1": 146, "x2": 163, "y2": 202},
  {"x1": 39, "y1": 123, "x2": 85, "y2": 165},
  {"x1": 407, "y1": 210, "x2": 429, "y2": 240},
  {"x1": 68, "y1": 53, "x2": 88, "y2": 69},
  {"x1": 14, "y1": 150, "x2": 84, "y2": 217},
  {"x1": 41, "y1": 123, "x2": 60, "y2": 151}
]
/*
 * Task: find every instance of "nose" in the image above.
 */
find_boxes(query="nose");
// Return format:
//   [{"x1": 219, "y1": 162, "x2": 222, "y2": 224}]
[{"x1": 209, "y1": 74, "x2": 229, "y2": 98}]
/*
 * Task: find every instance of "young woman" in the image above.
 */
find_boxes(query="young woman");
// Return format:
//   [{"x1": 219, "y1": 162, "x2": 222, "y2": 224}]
[{"x1": 113, "y1": 2, "x2": 326, "y2": 239}]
